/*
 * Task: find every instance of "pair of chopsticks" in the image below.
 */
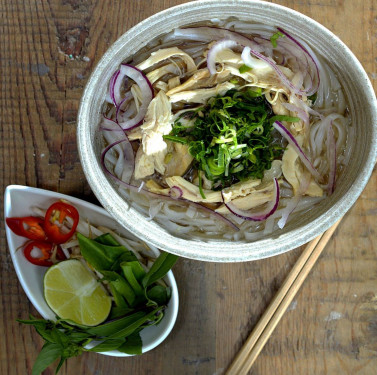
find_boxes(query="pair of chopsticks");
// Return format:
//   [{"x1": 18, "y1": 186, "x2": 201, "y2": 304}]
[{"x1": 226, "y1": 219, "x2": 342, "y2": 375}]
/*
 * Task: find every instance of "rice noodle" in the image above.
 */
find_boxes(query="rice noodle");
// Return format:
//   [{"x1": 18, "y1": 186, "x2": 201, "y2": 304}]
[{"x1": 99, "y1": 19, "x2": 350, "y2": 241}]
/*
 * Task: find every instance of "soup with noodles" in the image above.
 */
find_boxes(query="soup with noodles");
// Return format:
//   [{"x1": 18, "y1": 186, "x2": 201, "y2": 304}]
[{"x1": 100, "y1": 20, "x2": 350, "y2": 241}]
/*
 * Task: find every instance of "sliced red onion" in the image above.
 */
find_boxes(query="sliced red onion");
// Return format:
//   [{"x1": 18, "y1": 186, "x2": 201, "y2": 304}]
[
  {"x1": 282, "y1": 102, "x2": 309, "y2": 126},
  {"x1": 326, "y1": 123, "x2": 337, "y2": 195},
  {"x1": 167, "y1": 26, "x2": 262, "y2": 52},
  {"x1": 246, "y1": 29, "x2": 318, "y2": 95},
  {"x1": 291, "y1": 95, "x2": 323, "y2": 120},
  {"x1": 101, "y1": 128, "x2": 135, "y2": 184},
  {"x1": 101, "y1": 145, "x2": 239, "y2": 231},
  {"x1": 115, "y1": 92, "x2": 133, "y2": 123},
  {"x1": 117, "y1": 64, "x2": 154, "y2": 131},
  {"x1": 278, "y1": 44, "x2": 313, "y2": 94},
  {"x1": 100, "y1": 116, "x2": 120, "y2": 131},
  {"x1": 242, "y1": 46, "x2": 308, "y2": 96},
  {"x1": 109, "y1": 69, "x2": 121, "y2": 106},
  {"x1": 200, "y1": 34, "x2": 307, "y2": 95},
  {"x1": 277, "y1": 28, "x2": 320, "y2": 95},
  {"x1": 169, "y1": 186, "x2": 183, "y2": 199},
  {"x1": 185, "y1": 28, "x2": 307, "y2": 95},
  {"x1": 177, "y1": 26, "x2": 314, "y2": 96},
  {"x1": 102, "y1": 140, "x2": 144, "y2": 194},
  {"x1": 207, "y1": 39, "x2": 239, "y2": 74},
  {"x1": 222, "y1": 178, "x2": 280, "y2": 221},
  {"x1": 273, "y1": 121, "x2": 322, "y2": 181},
  {"x1": 273, "y1": 39, "x2": 310, "y2": 75},
  {"x1": 186, "y1": 201, "x2": 239, "y2": 231},
  {"x1": 241, "y1": 46, "x2": 271, "y2": 69}
]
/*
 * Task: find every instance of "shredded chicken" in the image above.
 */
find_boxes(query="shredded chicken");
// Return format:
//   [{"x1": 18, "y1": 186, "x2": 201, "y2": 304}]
[
  {"x1": 164, "y1": 142, "x2": 194, "y2": 177},
  {"x1": 282, "y1": 136, "x2": 323, "y2": 197},
  {"x1": 146, "y1": 63, "x2": 181, "y2": 84},
  {"x1": 167, "y1": 81, "x2": 237, "y2": 104},
  {"x1": 136, "y1": 47, "x2": 197, "y2": 73},
  {"x1": 216, "y1": 182, "x2": 275, "y2": 213},
  {"x1": 164, "y1": 176, "x2": 265, "y2": 204},
  {"x1": 134, "y1": 91, "x2": 172, "y2": 179},
  {"x1": 166, "y1": 68, "x2": 231, "y2": 96},
  {"x1": 165, "y1": 176, "x2": 222, "y2": 203}
]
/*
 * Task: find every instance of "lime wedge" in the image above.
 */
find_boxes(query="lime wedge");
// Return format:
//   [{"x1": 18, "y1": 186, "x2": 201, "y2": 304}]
[{"x1": 44, "y1": 259, "x2": 111, "y2": 326}]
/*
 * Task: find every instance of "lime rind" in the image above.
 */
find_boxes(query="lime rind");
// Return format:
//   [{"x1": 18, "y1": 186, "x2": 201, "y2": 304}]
[{"x1": 43, "y1": 259, "x2": 111, "y2": 326}]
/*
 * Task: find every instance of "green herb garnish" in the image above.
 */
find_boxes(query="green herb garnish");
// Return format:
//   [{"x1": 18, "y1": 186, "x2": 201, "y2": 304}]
[
  {"x1": 166, "y1": 88, "x2": 288, "y2": 190},
  {"x1": 18, "y1": 234, "x2": 179, "y2": 375},
  {"x1": 270, "y1": 115, "x2": 300, "y2": 124},
  {"x1": 198, "y1": 172, "x2": 206, "y2": 199},
  {"x1": 270, "y1": 31, "x2": 284, "y2": 48},
  {"x1": 308, "y1": 93, "x2": 317, "y2": 104},
  {"x1": 239, "y1": 64, "x2": 252, "y2": 74}
]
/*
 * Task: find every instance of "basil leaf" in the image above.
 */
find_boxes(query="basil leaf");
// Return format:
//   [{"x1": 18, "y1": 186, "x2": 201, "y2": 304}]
[
  {"x1": 56, "y1": 318, "x2": 90, "y2": 330},
  {"x1": 109, "y1": 283, "x2": 128, "y2": 308},
  {"x1": 35, "y1": 326, "x2": 56, "y2": 343},
  {"x1": 55, "y1": 357, "x2": 66, "y2": 374},
  {"x1": 17, "y1": 315, "x2": 47, "y2": 328},
  {"x1": 87, "y1": 338, "x2": 126, "y2": 352},
  {"x1": 122, "y1": 265, "x2": 145, "y2": 297},
  {"x1": 61, "y1": 342, "x2": 85, "y2": 359},
  {"x1": 55, "y1": 357, "x2": 67, "y2": 374},
  {"x1": 84, "y1": 311, "x2": 146, "y2": 337},
  {"x1": 17, "y1": 318, "x2": 60, "y2": 344},
  {"x1": 110, "y1": 251, "x2": 139, "y2": 272},
  {"x1": 94, "y1": 233, "x2": 120, "y2": 246},
  {"x1": 117, "y1": 332, "x2": 142, "y2": 355},
  {"x1": 68, "y1": 332, "x2": 92, "y2": 344},
  {"x1": 109, "y1": 306, "x2": 135, "y2": 320},
  {"x1": 120, "y1": 260, "x2": 146, "y2": 282},
  {"x1": 31, "y1": 343, "x2": 61, "y2": 375},
  {"x1": 101, "y1": 270, "x2": 136, "y2": 306},
  {"x1": 77, "y1": 233, "x2": 127, "y2": 270},
  {"x1": 147, "y1": 285, "x2": 170, "y2": 306},
  {"x1": 50, "y1": 327, "x2": 71, "y2": 347},
  {"x1": 108, "y1": 307, "x2": 162, "y2": 339},
  {"x1": 142, "y1": 252, "x2": 178, "y2": 289}
]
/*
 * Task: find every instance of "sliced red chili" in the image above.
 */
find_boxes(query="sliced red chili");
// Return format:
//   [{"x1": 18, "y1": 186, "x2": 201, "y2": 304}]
[
  {"x1": 44, "y1": 202, "x2": 79, "y2": 244},
  {"x1": 6, "y1": 216, "x2": 46, "y2": 241},
  {"x1": 23, "y1": 241, "x2": 65, "y2": 267}
]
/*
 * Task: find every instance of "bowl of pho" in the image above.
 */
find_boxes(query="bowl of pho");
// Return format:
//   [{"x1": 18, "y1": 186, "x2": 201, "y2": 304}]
[{"x1": 77, "y1": 0, "x2": 377, "y2": 262}]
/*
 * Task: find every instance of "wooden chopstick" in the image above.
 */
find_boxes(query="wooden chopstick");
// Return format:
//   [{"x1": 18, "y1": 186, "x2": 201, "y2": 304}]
[{"x1": 226, "y1": 219, "x2": 342, "y2": 375}]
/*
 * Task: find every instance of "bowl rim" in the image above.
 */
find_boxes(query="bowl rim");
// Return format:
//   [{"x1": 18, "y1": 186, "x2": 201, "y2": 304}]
[{"x1": 77, "y1": 0, "x2": 377, "y2": 262}]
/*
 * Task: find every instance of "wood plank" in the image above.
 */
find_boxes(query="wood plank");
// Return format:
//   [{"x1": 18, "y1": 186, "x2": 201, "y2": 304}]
[{"x1": 0, "y1": 0, "x2": 376, "y2": 374}]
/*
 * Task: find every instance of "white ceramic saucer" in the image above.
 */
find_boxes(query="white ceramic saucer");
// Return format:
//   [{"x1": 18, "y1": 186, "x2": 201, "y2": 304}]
[{"x1": 4, "y1": 185, "x2": 179, "y2": 357}]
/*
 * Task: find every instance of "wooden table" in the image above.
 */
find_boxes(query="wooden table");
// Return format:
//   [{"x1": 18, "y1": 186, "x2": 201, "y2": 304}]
[{"x1": 1, "y1": 1, "x2": 376, "y2": 374}]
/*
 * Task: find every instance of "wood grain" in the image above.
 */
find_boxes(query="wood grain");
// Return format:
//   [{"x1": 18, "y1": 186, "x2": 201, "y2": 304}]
[{"x1": 0, "y1": 0, "x2": 376, "y2": 374}]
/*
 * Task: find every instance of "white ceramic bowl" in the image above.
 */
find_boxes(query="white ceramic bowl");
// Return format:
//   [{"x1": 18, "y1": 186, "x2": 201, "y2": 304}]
[
  {"x1": 4, "y1": 185, "x2": 179, "y2": 356},
  {"x1": 77, "y1": 0, "x2": 377, "y2": 262}
]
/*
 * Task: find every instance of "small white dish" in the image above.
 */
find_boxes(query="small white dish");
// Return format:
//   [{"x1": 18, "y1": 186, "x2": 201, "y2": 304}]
[{"x1": 4, "y1": 185, "x2": 179, "y2": 357}]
